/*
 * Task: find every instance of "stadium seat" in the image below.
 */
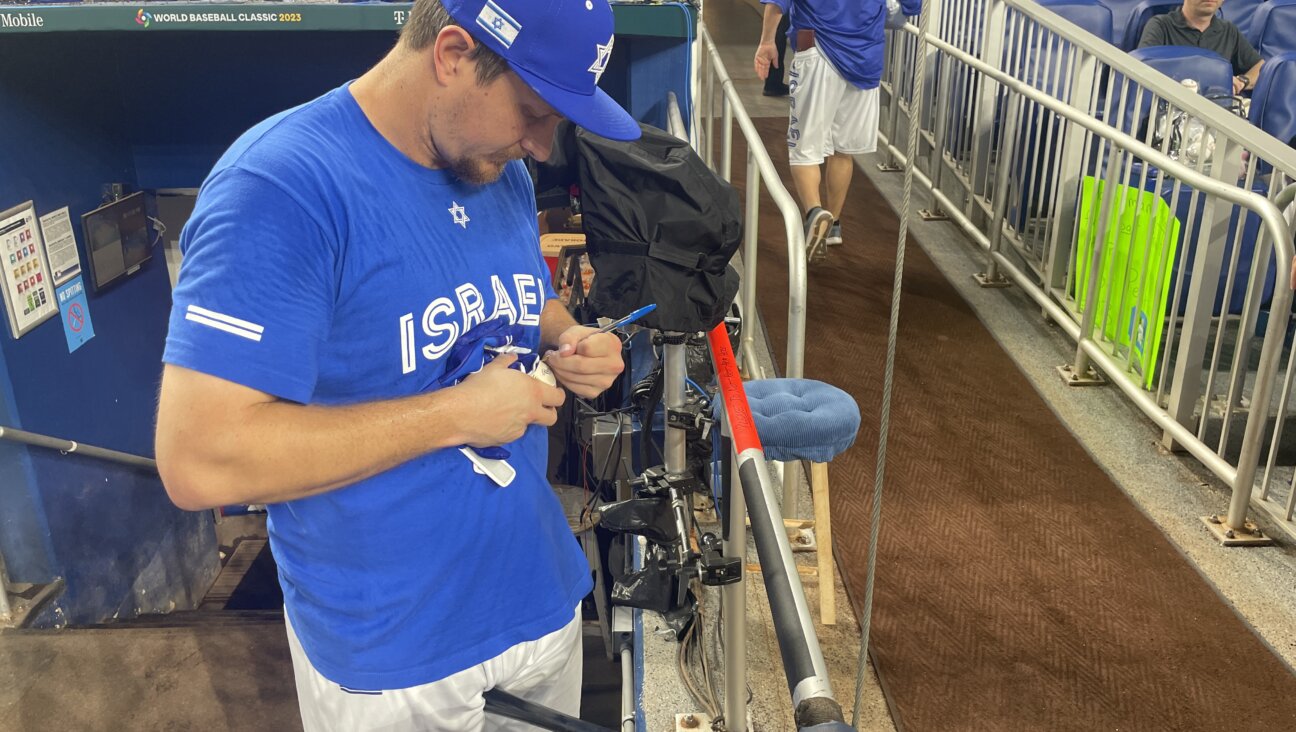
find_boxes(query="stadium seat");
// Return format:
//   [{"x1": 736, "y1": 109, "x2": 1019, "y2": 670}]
[
  {"x1": 1007, "y1": 0, "x2": 1115, "y2": 230},
  {"x1": 1108, "y1": 46, "x2": 1234, "y2": 135},
  {"x1": 1221, "y1": 0, "x2": 1269, "y2": 45},
  {"x1": 1248, "y1": 52, "x2": 1296, "y2": 172},
  {"x1": 1101, "y1": 0, "x2": 1180, "y2": 50},
  {"x1": 1252, "y1": 0, "x2": 1296, "y2": 56},
  {"x1": 1129, "y1": 45, "x2": 1236, "y2": 97},
  {"x1": 1037, "y1": 0, "x2": 1116, "y2": 48}
]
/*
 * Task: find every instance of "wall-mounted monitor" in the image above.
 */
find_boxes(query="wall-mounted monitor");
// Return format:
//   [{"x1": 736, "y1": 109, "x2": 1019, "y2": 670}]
[{"x1": 81, "y1": 191, "x2": 152, "y2": 292}]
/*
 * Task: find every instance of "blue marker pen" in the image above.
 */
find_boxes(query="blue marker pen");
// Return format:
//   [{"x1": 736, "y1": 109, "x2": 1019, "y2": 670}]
[{"x1": 592, "y1": 303, "x2": 657, "y2": 334}]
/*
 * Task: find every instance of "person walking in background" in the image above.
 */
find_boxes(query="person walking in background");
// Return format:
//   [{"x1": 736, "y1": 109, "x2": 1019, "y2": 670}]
[{"x1": 754, "y1": 0, "x2": 921, "y2": 261}]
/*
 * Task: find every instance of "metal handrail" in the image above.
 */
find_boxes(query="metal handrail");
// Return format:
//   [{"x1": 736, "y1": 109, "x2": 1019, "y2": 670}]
[
  {"x1": 696, "y1": 24, "x2": 809, "y2": 380},
  {"x1": 881, "y1": 3, "x2": 1294, "y2": 534},
  {"x1": 0, "y1": 424, "x2": 156, "y2": 471}
]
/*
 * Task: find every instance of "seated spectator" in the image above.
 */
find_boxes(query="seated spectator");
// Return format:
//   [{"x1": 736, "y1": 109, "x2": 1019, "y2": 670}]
[{"x1": 1139, "y1": 0, "x2": 1264, "y2": 95}]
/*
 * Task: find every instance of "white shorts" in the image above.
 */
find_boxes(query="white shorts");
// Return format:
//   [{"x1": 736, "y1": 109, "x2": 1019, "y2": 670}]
[
  {"x1": 787, "y1": 47, "x2": 880, "y2": 166},
  {"x1": 286, "y1": 607, "x2": 583, "y2": 732}
]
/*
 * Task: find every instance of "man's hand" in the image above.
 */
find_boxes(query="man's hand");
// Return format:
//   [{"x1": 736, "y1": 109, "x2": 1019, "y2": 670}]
[
  {"x1": 1233, "y1": 75, "x2": 1247, "y2": 95},
  {"x1": 545, "y1": 326, "x2": 625, "y2": 399},
  {"x1": 754, "y1": 41, "x2": 778, "y2": 80},
  {"x1": 455, "y1": 353, "x2": 566, "y2": 447}
]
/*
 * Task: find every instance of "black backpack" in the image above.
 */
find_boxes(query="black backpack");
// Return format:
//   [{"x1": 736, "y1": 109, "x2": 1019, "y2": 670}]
[{"x1": 536, "y1": 121, "x2": 742, "y2": 333}]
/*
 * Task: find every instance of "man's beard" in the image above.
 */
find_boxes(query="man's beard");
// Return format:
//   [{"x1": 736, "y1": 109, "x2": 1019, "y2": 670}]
[{"x1": 449, "y1": 150, "x2": 523, "y2": 186}]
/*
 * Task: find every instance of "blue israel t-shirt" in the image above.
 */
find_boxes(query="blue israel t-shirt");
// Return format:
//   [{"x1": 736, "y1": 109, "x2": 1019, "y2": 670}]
[
  {"x1": 763, "y1": 0, "x2": 923, "y2": 90},
  {"x1": 163, "y1": 84, "x2": 591, "y2": 690}
]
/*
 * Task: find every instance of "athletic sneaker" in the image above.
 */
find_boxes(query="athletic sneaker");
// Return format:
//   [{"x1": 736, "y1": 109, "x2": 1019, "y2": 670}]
[
  {"x1": 826, "y1": 220, "x2": 842, "y2": 247},
  {"x1": 804, "y1": 207, "x2": 833, "y2": 262}
]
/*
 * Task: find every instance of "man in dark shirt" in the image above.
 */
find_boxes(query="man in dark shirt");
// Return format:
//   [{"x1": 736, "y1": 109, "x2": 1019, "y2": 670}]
[{"x1": 1138, "y1": 0, "x2": 1264, "y2": 95}]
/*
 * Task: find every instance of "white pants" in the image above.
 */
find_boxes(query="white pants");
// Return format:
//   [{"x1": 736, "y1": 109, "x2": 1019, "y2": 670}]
[
  {"x1": 787, "y1": 47, "x2": 880, "y2": 165},
  {"x1": 286, "y1": 608, "x2": 583, "y2": 732}
]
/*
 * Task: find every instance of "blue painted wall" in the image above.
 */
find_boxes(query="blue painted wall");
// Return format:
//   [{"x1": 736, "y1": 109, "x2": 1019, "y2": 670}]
[{"x1": 0, "y1": 33, "x2": 222, "y2": 625}]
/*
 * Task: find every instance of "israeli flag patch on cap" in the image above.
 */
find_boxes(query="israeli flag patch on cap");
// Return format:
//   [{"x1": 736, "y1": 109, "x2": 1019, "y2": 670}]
[{"x1": 476, "y1": 0, "x2": 521, "y2": 48}]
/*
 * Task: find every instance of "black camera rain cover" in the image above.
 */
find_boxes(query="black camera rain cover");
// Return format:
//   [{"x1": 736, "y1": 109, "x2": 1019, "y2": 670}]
[{"x1": 537, "y1": 121, "x2": 742, "y2": 333}]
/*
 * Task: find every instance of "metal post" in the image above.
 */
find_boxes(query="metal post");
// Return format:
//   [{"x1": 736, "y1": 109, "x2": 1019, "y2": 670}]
[
  {"x1": 664, "y1": 339, "x2": 687, "y2": 472},
  {"x1": 881, "y1": 38, "x2": 906, "y2": 171},
  {"x1": 0, "y1": 549, "x2": 12, "y2": 622},
  {"x1": 663, "y1": 336, "x2": 693, "y2": 586},
  {"x1": 1163, "y1": 148, "x2": 1245, "y2": 447},
  {"x1": 722, "y1": 97, "x2": 734, "y2": 184},
  {"x1": 1042, "y1": 52, "x2": 1098, "y2": 292},
  {"x1": 978, "y1": 91, "x2": 1022, "y2": 286},
  {"x1": 968, "y1": 0, "x2": 1008, "y2": 198},
  {"x1": 620, "y1": 645, "x2": 635, "y2": 732},
  {"x1": 704, "y1": 65, "x2": 715, "y2": 170},
  {"x1": 741, "y1": 149, "x2": 762, "y2": 374},
  {"x1": 1068, "y1": 141, "x2": 1125, "y2": 382},
  {"x1": 723, "y1": 430, "x2": 748, "y2": 732}
]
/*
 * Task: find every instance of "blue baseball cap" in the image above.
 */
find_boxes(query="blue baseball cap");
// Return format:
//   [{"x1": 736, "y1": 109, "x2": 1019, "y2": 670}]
[{"x1": 442, "y1": 0, "x2": 642, "y2": 141}]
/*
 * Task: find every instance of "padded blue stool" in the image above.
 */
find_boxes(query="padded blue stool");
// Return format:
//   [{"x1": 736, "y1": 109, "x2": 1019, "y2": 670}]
[{"x1": 741, "y1": 378, "x2": 861, "y2": 625}]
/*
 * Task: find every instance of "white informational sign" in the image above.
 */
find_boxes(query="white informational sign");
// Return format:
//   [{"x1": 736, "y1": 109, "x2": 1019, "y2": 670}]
[
  {"x1": 0, "y1": 201, "x2": 57, "y2": 339},
  {"x1": 39, "y1": 206, "x2": 81, "y2": 287}
]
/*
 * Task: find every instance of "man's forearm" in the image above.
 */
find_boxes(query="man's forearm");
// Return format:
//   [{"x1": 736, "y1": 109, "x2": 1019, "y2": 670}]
[
  {"x1": 760, "y1": 3, "x2": 784, "y2": 44},
  {"x1": 156, "y1": 367, "x2": 476, "y2": 510}
]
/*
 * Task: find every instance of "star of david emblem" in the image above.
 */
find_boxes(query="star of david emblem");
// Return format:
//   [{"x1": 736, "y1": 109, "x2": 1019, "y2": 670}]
[
  {"x1": 492, "y1": 17, "x2": 504, "y2": 30},
  {"x1": 449, "y1": 201, "x2": 470, "y2": 229},
  {"x1": 588, "y1": 36, "x2": 613, "y2": 84}
]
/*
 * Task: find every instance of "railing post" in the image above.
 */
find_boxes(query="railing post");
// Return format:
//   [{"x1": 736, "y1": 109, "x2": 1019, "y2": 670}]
[
  {"x1": 981, "y1": 92, "x2": 1023, "y2": 284},
  {"x1": 1162, "y1": 147, "x2": 1243, "y2": 448},
  {"x1": 741, "y1": 148, "x2": 762, "y2": 374},
  {"x1": 1043, "y1": 50, "x2": 1098, "y2": 292},
  {"x1": 926, "y1": 0, "x2": 953, "y2": 197},
  {"x1": 969, "y1": 0, "x2": 1008, "y2": 199},
  {"x1": 722, "y1": 96, "x2": 733, "y2": 184},
  {"x1": 710, "y1": 58, "x2": 720, "y2": 169},
  {"x1": 0, "y1": 549, "x2": 12, "y2": 622},
  {"x1": 881, "y1": 32, "x2": 907, "y2": 171},
  {"x1": 1069, "y1": 142, "x2": 1126, "y2": 380}
]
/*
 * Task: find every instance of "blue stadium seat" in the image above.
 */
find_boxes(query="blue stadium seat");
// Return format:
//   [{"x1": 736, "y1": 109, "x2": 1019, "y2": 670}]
[
  {"x1": 1248, "y1": 51, "x2": 1296, "y2": 172},
  {"x1": 1110, "y1": 47, "x2": 1234, "y2": 134},
  {"x1": 1222, "y1": 0, "x2": 1269, "y2": 45},
  {"x1": 1160, "y1": 185, "x2": 1277, "y2": 316},
  {"x1": 1129, "y1": 45, "x2": 1236, "y2": 96},
  {"x1": 1102, "y1": 0, "x2": 1180, "y2": 50},
  {"x1": 1007, "y1": 0, "x2": 1115, "y2": 230},
  {"x1": 1252, "y1": 0, "x2": 1296, "y2": 56},
  {"x1": 1037, "y1": 0, "x2": 1116, "y2": 47}
]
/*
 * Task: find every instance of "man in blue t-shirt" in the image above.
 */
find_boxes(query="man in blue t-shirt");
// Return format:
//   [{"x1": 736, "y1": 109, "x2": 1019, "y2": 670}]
[
  {"x1": 755, "y1": 0, "x2": 921, "y2": 260},
  {"x1": 154, "y1": 0, "x2": 638, "y2": 729}
]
